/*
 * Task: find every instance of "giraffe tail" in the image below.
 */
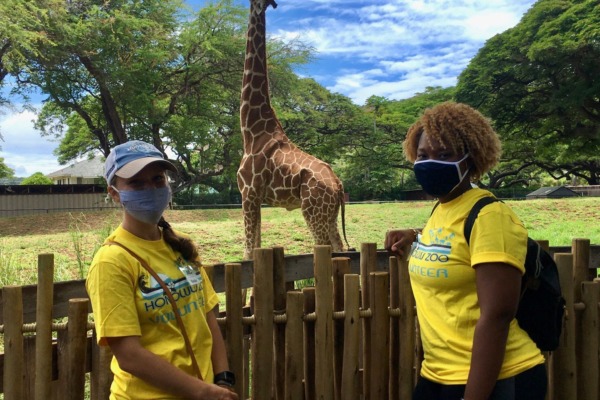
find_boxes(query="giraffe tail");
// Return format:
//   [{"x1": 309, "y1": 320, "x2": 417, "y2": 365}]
[{"x1": 340, "y1": 190, "x2": 353, "y2": 251}]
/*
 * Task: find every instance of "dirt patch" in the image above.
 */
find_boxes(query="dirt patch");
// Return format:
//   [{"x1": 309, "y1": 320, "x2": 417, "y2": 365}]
[
  {"x1": 0, "y1": 210, "x2": 120, "y2": 237},
  {"x1": 0, "y1": 208, "x2": 242, "y2": 237}
]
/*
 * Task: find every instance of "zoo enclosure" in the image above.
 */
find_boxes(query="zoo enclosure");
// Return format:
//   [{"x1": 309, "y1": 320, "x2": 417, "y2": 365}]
[
  {"x1": 0, "y1": 239, "x2": 599, "y2": 399},
  {"x1": 0, "y1": 184, "x2": 116, "y2": 217}
]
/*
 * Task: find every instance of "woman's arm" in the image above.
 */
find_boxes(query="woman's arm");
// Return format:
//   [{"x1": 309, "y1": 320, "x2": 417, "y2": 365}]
[
  {"x1": 107, "y1": 336, "x2": 237, "y2": 400},
  {"x1": 463, "y1": 262, "x2": 521, "y2": 400},
  {"x1": 207, "y1": 307, "x2": 231, "y2": 376}
]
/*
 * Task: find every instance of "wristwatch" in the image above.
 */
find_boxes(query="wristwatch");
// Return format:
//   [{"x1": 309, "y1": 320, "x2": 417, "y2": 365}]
[{"x1": 214, "y1": 370, "x2": 236, "y2": 387}]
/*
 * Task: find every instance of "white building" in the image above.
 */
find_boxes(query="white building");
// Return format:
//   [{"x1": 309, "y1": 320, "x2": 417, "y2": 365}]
[{"x1": 46, "y1": 157, "x2": 104, "y2": 185}]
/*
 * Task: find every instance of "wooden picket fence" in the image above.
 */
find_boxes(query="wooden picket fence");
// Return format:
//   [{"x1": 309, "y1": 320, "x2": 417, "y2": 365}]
[{"x1": 0, "y1": 239, "x2": 599, "y2": 399}]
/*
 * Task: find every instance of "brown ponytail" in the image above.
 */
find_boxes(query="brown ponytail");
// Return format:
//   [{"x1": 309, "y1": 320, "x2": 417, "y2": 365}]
[{"x1": 158, "y1": 217, "x2": 200, "y2": 266}]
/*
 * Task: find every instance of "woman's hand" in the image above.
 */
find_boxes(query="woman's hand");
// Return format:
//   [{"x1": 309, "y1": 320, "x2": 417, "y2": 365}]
[
  {"x1": 106, "y1": 336, "x2": 239, "y2": 400},
  {"x1": 197, "y1": 383, "x2": 238, "y2": 400},
  {"x1": 384, "y1": 229, "x2": 418, "y2": 258}
]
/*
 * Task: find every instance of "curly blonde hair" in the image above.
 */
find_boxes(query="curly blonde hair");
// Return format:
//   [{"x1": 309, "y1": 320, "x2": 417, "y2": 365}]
[{"x1": 402, "y1": 102, "x2": 501, "y2": 181}]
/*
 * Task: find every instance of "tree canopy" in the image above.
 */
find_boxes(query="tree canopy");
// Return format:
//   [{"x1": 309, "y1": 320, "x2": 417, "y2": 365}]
[
  {"x1": 3, "y1": 0, "x2": 364, "y2": 199},
  {"x1": 1, "y1": 0, "x2": 598, "y2": 200},
  {"x1": 20, "y1": 172, "x2": 52, "y2": 185},
  {"x1": 338, "y1": 86, "x2": 456, "y2": 200},
  {"x1": 456, "y1": 0, "x2": 600, "y2": 184},
  {"x1": 0, "y1": 157, "x2": 15, "y2": 178}
]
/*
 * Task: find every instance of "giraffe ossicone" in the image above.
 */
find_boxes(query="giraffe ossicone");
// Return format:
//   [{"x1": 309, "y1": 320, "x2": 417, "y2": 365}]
[{"x1": 238, "y1": 0, "x2": 350, "y2": 260}]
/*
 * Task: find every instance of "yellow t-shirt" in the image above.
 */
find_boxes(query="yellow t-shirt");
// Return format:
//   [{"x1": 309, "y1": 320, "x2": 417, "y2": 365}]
[
  {"x1": 86, "y1": 226, "x2": 219, "y2": 399},
  {"x1": 409, "y1": 188, "x2": 544, "y2": 384}
]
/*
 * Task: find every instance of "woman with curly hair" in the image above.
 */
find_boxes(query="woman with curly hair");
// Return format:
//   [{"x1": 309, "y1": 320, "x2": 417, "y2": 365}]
[{"x1": 385, "y1": 102, "x2": 547, "y2": 400}]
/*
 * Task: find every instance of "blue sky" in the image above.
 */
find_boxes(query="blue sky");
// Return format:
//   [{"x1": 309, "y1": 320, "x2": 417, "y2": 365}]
[{"x1": 0, "y1": 0, "x2": 537, "y2": 177}]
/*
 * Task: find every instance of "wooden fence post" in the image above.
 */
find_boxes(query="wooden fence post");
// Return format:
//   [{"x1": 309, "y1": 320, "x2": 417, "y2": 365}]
[
  {"x1": 3, "y1": 285, "x2": 24, "y2": 400},
  {"x1": 332, "y1": 257, "x2": 350, "y2": 400},
  {"x1": 398, "y1": 252, "x2": 416, "y2": 398},
  {"x1": 580, "y1": 281, "x2": 599, "y2": 400},
  {"x1": 285, "y1": 291, "x2": 305, "y2": 400},
  {"x1": 35, "y1": 254, "x2": 54, "y2": 400},
  {"x1": 341, "y1": 274, "x2": 360, "y2": 400},
  {"x1": 573, "y1": 238, "x2": 593, "y2": 283},
  {"x1": 303, "y1": 287, "x2": 316, "y2": 400},
  {"x1": 552, "y1": 253, "x2": 577, "y2": 400},
  {"x1": 225, "y1": 262, "x2": 244, "y2": 398},
  {"x1": 314, "y1": 245, "x2": 334, "y2": 400},
  {"x1": 90, "y1": 332, "x2": 113, "y2": 400},
  {"x1": 273, "y1": 247, "x2": 287, "y2": 400},
  {"x1": 251, "y1": 248, "x2": 274, "y2": 400},
  {"x1": 572, "y1": 238, "x2": 591, "y2": 399},
  {"x1": 66, "y1": 299, "x2": 89, "y2": 400},
  {"x1": 388, "y1": 256, "x2": 400, "y2": 400},
  {"x1": 360, "y1": 243, "x2": 377, "y2": 400},
  {"x1": 369, "y1": 271, "x2": 389, "y2": 399}
]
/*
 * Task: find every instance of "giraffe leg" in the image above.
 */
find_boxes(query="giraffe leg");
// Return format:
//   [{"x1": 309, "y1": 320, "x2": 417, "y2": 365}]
[
  {"x1": 328, "y1": 216, "x2": 344, "y2": 252},
  {"x1": 241, "y1": 193, "x2": 262, "y2": 306},
  {"x1": 319, "y1": 198, "x2": 343, "y2": 252},
  {"x1": 242, "y1": 195, "x2": 262, "y2": 260},
  {"x1": 306, "y1": 217, "x2": 331, "y2": 248},
  {"x1": 300, "y1": 200, "x2": 331, "y2": 248}
]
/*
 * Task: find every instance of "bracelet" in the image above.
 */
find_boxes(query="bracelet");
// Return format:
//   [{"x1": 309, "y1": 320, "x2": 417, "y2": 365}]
[{"x1": 214, "y1": 370, "x2": 236, "y2": 387}]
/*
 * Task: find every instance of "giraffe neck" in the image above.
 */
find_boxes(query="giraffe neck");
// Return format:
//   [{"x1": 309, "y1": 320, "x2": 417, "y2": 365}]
[{"x1": 240, "y1": 0, "x2": 285, "y2": 151}]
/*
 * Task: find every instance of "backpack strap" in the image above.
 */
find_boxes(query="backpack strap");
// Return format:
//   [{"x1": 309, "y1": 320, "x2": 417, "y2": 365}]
[
  {"x1": 464, "y1": 196, "x2": 500, "y2": 245},
  {"x1": 430, "y1": 201, "x2": 440, "y2": 215}
]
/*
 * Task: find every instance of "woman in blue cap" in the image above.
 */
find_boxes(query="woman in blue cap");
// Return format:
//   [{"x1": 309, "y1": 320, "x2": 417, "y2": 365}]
[{"x1": 86, "y1": 140, "x2": 238, "y2": 400}]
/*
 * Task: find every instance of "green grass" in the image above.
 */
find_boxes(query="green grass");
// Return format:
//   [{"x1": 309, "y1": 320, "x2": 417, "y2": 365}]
[
  {"x1": 0, "y1": 197, "x2": 598, "y2": 398},
  {"x1": 0, "y1": 198, "x2": 598, "y2": 286}
]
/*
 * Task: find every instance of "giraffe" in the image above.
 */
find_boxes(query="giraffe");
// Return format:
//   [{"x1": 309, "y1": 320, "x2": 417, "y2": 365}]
[{"x1": 237, "y1": 0, "x2": 350, "y2": 260}]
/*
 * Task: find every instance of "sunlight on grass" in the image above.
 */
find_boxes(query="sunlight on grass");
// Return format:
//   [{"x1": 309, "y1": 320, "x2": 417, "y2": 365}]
[
  {"x1": 0, "y1": 197, "x2": 598, "y2": 397},
  {"x1": 0, "y1": 198, "x2": 597, "y2": 285}
]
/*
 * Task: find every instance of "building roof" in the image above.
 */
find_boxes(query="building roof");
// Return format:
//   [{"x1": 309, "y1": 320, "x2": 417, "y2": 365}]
[
  {"x1": 46, "y1": 157, "x2": 104, "y2": 179},
  {"x1": 526, "y1": 186, "x2": 579, "y2": 198}
]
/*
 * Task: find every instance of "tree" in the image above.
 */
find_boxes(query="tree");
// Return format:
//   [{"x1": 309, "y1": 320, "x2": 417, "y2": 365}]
[
  {"x1": 0, "y1": 0, "x2": 62, "y2": 129},
  {"x1": 20, "y1": 172, "x2": 52, "y2": 185},
  {"x1": 19, "y1": 0, "x2": 185, "y2": 154},
  {"x1": 9, "y1": 0, "x2": 321, "y2": 199},
  {"x1": 274, "y1": 77, "x2": 368, "y2": 162},
  {"x1": 336, "y1": 87, "x2": 456, "y2": 200},
  {"x1": 0, "y1": 157, "x2": 15, "y2": 178},
  {"x1": 456, "y1": 0, "x2": 600, "y2": 184}
]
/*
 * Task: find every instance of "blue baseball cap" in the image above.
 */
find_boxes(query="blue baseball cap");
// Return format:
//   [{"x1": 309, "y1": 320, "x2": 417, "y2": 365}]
[{"x1": 104, "y1": 140, "x2": 177, "y2": 184}]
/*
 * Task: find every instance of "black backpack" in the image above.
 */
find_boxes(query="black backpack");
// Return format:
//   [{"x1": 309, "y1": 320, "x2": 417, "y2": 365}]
[{"x1": 463, "y1": 196, "x2": 566, "y2": 351}]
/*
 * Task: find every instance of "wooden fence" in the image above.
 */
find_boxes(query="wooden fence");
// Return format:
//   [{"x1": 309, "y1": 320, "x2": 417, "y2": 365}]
[
  {"x1": 0, "y1": 239, "x2": 599, "y2": 399},
  {"x1": 0, "y1": 184, "x2": 117, "y2": 218}
]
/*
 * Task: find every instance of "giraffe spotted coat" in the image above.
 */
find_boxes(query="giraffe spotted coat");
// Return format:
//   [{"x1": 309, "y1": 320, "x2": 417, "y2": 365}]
[{"x1": 238, "y1": 0, "x2": 349, "y2": 259}]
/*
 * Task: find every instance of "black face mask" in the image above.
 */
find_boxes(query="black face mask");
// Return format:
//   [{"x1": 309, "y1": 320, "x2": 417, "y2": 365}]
[{"x1": 413, "y1": 154, "x2": 471, "y2": 197}]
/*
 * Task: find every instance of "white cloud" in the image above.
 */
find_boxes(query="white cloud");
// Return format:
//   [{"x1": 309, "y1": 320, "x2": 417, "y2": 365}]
[
  {"x1": 0, "y1": 109, "x2": 61, "y2": 177},
  {"x1": 1, "y1": 0, "x2": 537, "y2": 168},
  {"x1": 269, "y1": 0, "x2": 536, "y2": 103}
]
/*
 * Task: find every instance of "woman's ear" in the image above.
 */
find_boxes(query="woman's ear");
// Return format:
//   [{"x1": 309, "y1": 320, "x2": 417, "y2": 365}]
[
  {"x1": 459, "y1": 154, "x2": 474, "y2": 181},
  {"x1": 464, "y1": 154, "x2": 474, "y2": 170},
  {"x1": 107, "y1": 185, "x2": 120, "y2": 204}
]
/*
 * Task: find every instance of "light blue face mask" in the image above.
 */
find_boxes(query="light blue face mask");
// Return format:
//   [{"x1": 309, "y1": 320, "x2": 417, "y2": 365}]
[{"x1": 112, "y1": 185, "x2": 171, "y2": 225}]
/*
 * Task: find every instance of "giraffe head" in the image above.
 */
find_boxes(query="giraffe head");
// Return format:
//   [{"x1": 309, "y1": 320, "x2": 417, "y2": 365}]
[{"x1": 253, "y1": 0, "x2": 278, "y2": 13}]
